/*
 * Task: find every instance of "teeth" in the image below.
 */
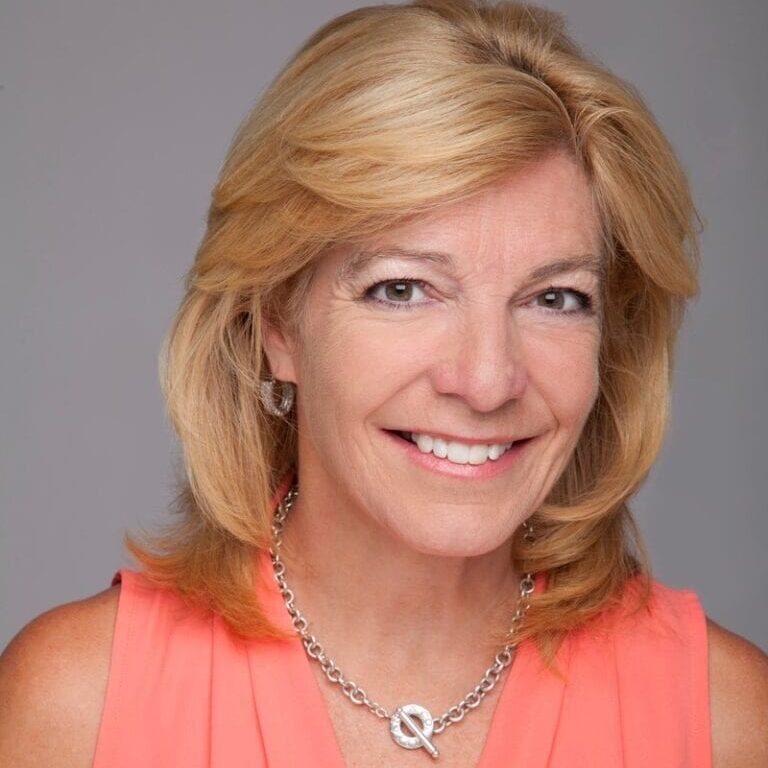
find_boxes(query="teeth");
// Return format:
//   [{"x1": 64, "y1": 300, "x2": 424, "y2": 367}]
[
  {"x1": 447, "y1": 442, "x2": 470, "y2": 463},
  {"x1": 487, "y1": 444, "x2": 503, "y2": 460},
  {"x1": 409, "y1": 432, "x2": 513, "y2": 465}
]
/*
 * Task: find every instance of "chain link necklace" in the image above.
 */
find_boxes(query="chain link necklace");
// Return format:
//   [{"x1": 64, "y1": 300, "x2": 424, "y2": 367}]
[{"x1": 268, "y1": 480, "x2": 537, "y2": 761}]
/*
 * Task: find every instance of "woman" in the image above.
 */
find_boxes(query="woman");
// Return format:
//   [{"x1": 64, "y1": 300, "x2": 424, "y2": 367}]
[{"x1": 1, "y1": 0, "x2": 766, "y2": 765}]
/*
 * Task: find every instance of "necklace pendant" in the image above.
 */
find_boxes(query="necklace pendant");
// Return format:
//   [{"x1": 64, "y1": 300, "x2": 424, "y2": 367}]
[{"x1": 389, "y1": 703, "x2": 439, "y2": 759}]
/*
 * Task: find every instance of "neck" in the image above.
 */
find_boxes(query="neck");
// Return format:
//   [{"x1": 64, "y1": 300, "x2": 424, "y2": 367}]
[{"x1": 276, "y1": 473, "x2": 524, "y2": 698}]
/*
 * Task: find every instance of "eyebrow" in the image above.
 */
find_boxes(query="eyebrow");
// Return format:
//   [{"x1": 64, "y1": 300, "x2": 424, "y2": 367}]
[{"x1": 337, "y1": 247, "x2": 605, "y2": 283}]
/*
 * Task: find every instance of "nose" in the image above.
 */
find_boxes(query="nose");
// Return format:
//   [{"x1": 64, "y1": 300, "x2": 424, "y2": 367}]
[{"x1": 429, "y1": 304, "x2": 529, "y2": 413}]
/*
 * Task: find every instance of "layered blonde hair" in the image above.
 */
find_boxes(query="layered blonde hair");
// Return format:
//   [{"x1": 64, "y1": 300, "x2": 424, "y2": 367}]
[{"x1": 127, "y1": 0, "x2": 700, "y2": 665}]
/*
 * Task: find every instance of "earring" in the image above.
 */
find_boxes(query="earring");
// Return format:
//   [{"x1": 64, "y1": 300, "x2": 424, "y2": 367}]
[
  {"x1": 259, "y1": 374, "x2": 295, "y2": 418},
  {"x1": 522, "y1": 518, "x2": 535, "y2": 543}
]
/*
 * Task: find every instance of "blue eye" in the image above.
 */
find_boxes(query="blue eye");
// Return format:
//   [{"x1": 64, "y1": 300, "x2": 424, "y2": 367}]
[{"x1": 362, "y1": 278, "x2": 430, "y2": 310}]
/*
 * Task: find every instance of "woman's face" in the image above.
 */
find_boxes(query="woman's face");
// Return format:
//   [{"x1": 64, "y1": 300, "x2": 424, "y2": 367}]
[{"x1": 264, "y1": 150, "x2": 603, "y2": 557}]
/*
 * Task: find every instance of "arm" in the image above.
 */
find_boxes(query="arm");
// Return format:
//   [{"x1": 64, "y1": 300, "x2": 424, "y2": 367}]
[
  {"x1": 0, "y1": 587, "x2": 120, "y2": 767},
  {"x1": 708, "y1": 617, "x2": 768, "y2": 768}
]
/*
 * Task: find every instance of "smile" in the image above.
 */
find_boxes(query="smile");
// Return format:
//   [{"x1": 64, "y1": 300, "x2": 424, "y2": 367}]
[
  {"x1": 398, "y1": 431, "x2": 514, "y2": 464},
  {"x1": 382, "y1": 429, "x2": 533, "y2": 480}
]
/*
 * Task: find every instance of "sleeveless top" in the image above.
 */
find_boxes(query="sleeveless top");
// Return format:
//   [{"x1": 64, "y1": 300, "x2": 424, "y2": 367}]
[{"x1": 92, "y1": 475, "x2": 712, "y2": 767}]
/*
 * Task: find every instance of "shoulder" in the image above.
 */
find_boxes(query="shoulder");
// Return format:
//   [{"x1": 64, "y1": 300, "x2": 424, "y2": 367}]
[
  {"x1": 0, "y1": 585, "x2": 121, "y2": 768},
  {"x1": 707, "y1": 617, "x2": 768, "y2": 768}
]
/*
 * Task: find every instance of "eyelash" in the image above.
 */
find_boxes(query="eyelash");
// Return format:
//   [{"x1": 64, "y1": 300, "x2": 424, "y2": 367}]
[{"x1": 360, "y1": 277, "x2": 595, "y2": 316}]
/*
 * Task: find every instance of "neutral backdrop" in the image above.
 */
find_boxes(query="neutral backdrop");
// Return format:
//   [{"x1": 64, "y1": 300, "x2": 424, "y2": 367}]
[{"x1": 2, "y1": 0, "x2": 766, "y2": 651}]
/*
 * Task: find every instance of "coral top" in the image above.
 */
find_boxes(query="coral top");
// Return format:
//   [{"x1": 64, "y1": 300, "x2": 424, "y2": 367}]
[{"x1": 93, "y1": 474, "x2": 712, "y2": 767}]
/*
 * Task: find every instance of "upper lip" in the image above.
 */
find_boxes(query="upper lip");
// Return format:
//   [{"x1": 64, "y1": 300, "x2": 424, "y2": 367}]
[{"x1": 385, "y1": 428, "x2": 524, "y2": 445}]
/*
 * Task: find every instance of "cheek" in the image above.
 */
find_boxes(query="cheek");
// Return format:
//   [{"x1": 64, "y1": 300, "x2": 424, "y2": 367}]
[
  {"x1": 321, "y1": 310, "x2": 429, "y2": 377},
  {"x1": 526, "y1": 327, "x2": 601, "y2": 424},
  {"x1": 298, "y1": 310, "x2": 425, "y2": 424}
]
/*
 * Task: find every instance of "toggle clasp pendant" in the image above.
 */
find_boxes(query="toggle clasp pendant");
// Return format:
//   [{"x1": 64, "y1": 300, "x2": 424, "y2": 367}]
[{"x1": 389, "y1": 703, "x2": 439, "y2": 759}]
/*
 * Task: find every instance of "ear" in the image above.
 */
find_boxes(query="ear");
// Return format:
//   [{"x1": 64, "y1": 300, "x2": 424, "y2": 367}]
[{"x1": 261, "y1": 316, "x2": 299, "y2": 385}]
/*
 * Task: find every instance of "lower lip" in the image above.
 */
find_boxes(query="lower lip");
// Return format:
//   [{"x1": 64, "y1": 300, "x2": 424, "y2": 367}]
[{"x1": 382, "y1": 430, "x2": 533, "y2": 480}]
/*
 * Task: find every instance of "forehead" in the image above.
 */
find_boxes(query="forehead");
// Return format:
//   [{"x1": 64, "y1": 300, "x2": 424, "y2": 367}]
[{"x1": 332, "y1": 151, "x2": 602, "y2": 278}]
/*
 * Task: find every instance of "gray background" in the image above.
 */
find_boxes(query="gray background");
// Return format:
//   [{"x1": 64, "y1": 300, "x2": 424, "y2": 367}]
[{"x1": 2, "y1": 0, "x2": 766, "y2": 651}]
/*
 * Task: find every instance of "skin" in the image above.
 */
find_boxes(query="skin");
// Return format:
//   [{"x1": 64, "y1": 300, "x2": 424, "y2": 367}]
[{"x1": 1, "y1": 151, "x2": 766, "y2": 765}]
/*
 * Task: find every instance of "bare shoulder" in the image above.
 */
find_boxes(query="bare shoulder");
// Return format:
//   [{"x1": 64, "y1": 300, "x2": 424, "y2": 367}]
[
  {"x1": 0, "y1": 585, "x2": 121, "y2": 768},
  {"x1": 707, "y1": 617, "x2": 768, "y2": 768}
]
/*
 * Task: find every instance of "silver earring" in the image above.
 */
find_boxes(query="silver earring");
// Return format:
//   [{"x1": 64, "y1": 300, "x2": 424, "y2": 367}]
[
  {"x1": 522, "y1": 518, "x2": 535, "y2": 543},
  {"x1": 259, "y1": 374, "x2": 295, "y2": 417}
]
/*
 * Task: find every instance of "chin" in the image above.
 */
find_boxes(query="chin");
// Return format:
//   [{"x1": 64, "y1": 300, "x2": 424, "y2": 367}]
[{"x1": 387, "y1": 514, "x2": 511, "y2": 559}]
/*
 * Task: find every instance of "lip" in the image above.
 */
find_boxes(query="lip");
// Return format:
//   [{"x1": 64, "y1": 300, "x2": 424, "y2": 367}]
[{"x1": 381, "y1": 429, "x2": 533, "y2": 480}]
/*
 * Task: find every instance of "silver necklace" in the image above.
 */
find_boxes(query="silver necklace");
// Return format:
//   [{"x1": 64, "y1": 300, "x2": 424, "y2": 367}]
[{"x1": 268, "y1": 480, "x2": 536, "y2": 761}]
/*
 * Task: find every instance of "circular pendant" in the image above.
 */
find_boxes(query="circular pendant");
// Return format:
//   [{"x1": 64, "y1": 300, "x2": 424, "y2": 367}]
[{"x1": 389, "y1": 703, "x2": 439, "y2": 758}]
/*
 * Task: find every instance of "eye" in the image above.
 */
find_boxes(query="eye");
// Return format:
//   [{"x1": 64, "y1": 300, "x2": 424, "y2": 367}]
[
  {"x1": 362, "y1": 278, "x2": 431, "y2": 310},
  {"x1": 534, "y1": 287, "x2": 594, "y2": 315}
]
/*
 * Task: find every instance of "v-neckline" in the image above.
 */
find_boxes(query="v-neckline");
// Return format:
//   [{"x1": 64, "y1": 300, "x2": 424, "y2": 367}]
[{"x1": 250, "y1": 544, "x2": 566, "y2": 767}]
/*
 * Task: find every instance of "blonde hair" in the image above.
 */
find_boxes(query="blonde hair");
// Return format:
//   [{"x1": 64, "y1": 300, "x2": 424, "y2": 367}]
[{"x1": 127, "y1": 0, "x2": 700, "y2": 666}]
